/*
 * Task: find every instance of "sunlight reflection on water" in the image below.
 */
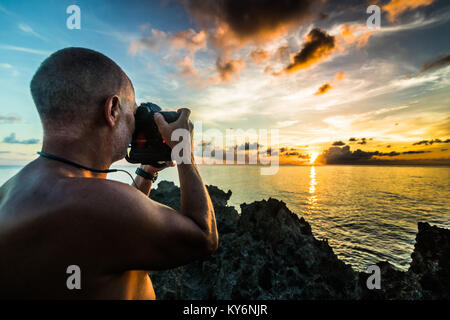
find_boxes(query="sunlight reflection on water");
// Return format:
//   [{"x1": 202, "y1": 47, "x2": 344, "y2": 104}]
[{"x1": 307, "y1": 166, "x2": 318, "y2": 209}]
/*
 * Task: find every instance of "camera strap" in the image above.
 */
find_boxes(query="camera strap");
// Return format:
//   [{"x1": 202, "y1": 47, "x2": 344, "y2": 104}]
[{"x1": 37, "y1": 151, "x2": 136, "y2": 185}]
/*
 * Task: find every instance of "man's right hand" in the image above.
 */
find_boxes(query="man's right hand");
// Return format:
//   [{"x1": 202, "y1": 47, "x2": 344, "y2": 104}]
[{"x1": 153, "y1": 108, "x2": 193, "y2": 150}]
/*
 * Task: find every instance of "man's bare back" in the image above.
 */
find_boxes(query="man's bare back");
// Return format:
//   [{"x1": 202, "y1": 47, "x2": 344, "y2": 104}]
[{"x1": 0, "y1": 159, "x2": 157, "y2": 299}]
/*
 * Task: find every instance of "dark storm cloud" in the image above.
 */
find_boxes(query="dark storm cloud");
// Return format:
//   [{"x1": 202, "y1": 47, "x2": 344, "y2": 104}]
[
  {"x1": 278, "y1": 147, "x2": 303, "y2": 155},
  {"x1": 317, "y1": 146, "x2": 375, "y2": 164},
  {"x1": 297, "y1": 153, "x2": 310, "y2": 159},
  {"x1": 200, "y1": 143, "x2": 277, "y2": 164},
  {"x1": 198, "y1": 142, "x2": 266, "y2": 161},
  {"x1": 379, "y1": 151, "x2": 400, "y2": 157},
  {"x1": 316, "y1": 146, "x2": 432, "y2": 164},
  {"x1": 175, "y1": 0, "x2": 328, "y2": 83},
  {"x1": 402, "y1": 150, "x2": 431, "y2": 154},
  {"x1": 276, "y1": 147, "x2": 310, "y2": 159},
  {"x1": 318, "y1": 12, "x2": 328, "y2": 21},
  {"x1": 284, "y1": 28, "x2": 335, "y2": 73},
  {"x1": 181, "y1": 0, "x2": 318, "y2": 41},
  {"x1": 237, "y1": 142, "x2": 261, "y2": 151},
  {"x1": 332, "y1": 140, "x2": 345, "y2": 146},
  {"x1": 357, "y1": 138, "x2": 367, "y2": 145},
  {"x1": 421, "y1": 53, "x2": 450, "y2": 73},
  {"x1": 348, "y1": 137, "x2": 369, "y2": 144},
  {"x1": 3, "y1": 133, "x2": 39, "y2": 145},
  {"x1": 413, "y1": 138, "x2": 450, "y2": 145}
]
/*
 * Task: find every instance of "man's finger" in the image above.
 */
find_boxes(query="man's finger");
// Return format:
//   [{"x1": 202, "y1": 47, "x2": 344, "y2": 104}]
[
  {"x1": 176, "y1": 108, "x2": 191, "y2": 122},
  {"x1": 165, "y1": 160, "x2": 176, "y2": 167},
  {"x1": 154, "y1": 113, "x2": 169, "y2": 131}
]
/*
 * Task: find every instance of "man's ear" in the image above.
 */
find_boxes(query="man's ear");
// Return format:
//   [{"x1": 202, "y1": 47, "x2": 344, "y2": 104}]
[{"x1": 104, "y1": 95, "x2": 120, "y2": 128}]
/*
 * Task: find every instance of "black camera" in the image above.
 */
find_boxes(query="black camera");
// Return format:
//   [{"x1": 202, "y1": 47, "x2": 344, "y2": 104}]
[{"x1": 125, "y1": 102, "x2": 183, "y2": 167}]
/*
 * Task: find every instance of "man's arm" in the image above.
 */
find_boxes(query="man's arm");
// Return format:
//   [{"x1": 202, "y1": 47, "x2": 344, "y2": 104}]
[
  {"x1": 177, "y1": 154, "x2": 217, "y2": 248},
  {"x1": 132, "y1": 165, "x2": 153, "y2": 196},
  {"x1": 153, "y1": 108, "x2": 217, "y2": 247},
  {"x1": 132, "y1": 163, "x2": 174, "y2": 196}
]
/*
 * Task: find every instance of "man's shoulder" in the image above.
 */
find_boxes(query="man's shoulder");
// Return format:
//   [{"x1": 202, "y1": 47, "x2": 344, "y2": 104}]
[
  {"x1": 56, "y1": 177, "x2": 159, "y2": 227},
  {"x1": 58, "y1": 177, "x2": 141, "y2": 209},
  {"x1": 60, "y1": 176, "x2": 134, "y2": 194}
]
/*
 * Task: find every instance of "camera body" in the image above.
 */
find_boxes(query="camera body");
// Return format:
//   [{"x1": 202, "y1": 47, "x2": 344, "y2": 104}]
[{"x1": 125, "y1": 102, "x2": 180, "y2": 167}]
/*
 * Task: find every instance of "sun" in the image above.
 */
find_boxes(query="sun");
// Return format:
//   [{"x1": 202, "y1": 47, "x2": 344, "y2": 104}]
[{"x1": 309, "y1": 152, "x2": 319, "y2": 164}]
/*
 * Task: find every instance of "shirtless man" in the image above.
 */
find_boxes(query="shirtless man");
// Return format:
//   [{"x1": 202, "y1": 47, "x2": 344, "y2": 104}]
[{"x1": 0, "y1": 47, "x2": 218, "y2": 299}]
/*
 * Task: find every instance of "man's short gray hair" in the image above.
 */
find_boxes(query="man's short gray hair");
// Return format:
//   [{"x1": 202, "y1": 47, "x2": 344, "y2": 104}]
[{"x1": 30, "y1": 47, "x2": 132, "y2": 126}]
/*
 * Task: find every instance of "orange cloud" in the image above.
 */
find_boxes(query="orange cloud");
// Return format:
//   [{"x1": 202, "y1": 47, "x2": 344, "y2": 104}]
[
  {"x1": 250, "y1": 49, "x2": 272, "y2": 64},
  {"x1": 314, "y1": 72, "x2": 345, "y2": 96},
  {"x1": 208, "y1": 24, "x2": 243, "y2": 55},
  {"x1": 340, "y1": 24, "x2": 356, "y2": 43},
  {"x1": 383, "y1": 0, "x2": 435, "y2": 22},
  {"x1": 178, "y1": 56, "x2": 198, "y2": 77},
  {"x1": 357, "y1": 31, "x2": 372, "y2": 48},
  {"x1": 335, "y1": 72, "x2": 345, "y2": 81},
  {"x1": 215, "y1": 57, "x2": 246, "y2": 82},
  {"x1": 314, "y1": 82, "x2": 332, "y2": 95},
  {"x1": 170, "y1": 29, "x2": 207, "y2": 54},
  {"x1": 284, "y1": 28, "x2": 335, "y2": 73},
  {"x1": 339, "y1": 24, "x2": 372, "y2": 49}
]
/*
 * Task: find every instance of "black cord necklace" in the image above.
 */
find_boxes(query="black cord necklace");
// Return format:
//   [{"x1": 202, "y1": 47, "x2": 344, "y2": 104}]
[{"x1": 37, "y1": 151, "x2": 136, "y2": 185}]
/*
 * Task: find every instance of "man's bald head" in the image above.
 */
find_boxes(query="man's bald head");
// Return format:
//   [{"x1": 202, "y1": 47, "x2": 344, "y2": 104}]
[{"x1": 30, "y1": 47, "x2": 134, "y2": 128}]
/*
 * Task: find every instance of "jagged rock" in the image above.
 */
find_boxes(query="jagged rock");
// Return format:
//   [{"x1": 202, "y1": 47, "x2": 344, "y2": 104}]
[
  {"x1": 149, "y1": 180, "x2": 450, "y2": 300},
  {"x1": 409, "y1": 222, "x2": 450, "y2": 299},
  {"x1": 150, "y1": 181, "x2": 238, "y2": 234},
  {"x1": 150, "y1": 181, "x2": 181, "y2": 211}
]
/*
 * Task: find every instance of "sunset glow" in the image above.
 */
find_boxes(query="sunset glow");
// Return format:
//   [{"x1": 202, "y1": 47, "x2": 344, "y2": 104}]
[{"x1": 309, "y1": 152, "x2": 319, "y2": 165}]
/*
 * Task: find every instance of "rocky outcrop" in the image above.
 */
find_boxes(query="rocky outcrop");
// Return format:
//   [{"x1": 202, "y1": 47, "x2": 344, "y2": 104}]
[
  {"x1": 409, "y1": 222, "x2": 450, "y2": 299},
  {"x1": 149, "y1": 181, "x2": 450, "y2": 300}
]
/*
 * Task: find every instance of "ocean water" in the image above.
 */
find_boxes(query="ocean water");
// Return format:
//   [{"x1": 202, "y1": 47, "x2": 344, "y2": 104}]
[{"x1": 1, "y1": 164, "x2": 449, "y2": 272}]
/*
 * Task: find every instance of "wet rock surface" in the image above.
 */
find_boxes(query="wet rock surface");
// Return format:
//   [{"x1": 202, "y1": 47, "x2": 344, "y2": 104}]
[{"x1": 149, "y1": 181, "x2": 450, "y2": 300}]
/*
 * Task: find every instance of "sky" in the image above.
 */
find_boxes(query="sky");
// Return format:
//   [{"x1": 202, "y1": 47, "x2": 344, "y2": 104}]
[{"x1": 0, "y1": 0, "x2": 449, "y2": 166}]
